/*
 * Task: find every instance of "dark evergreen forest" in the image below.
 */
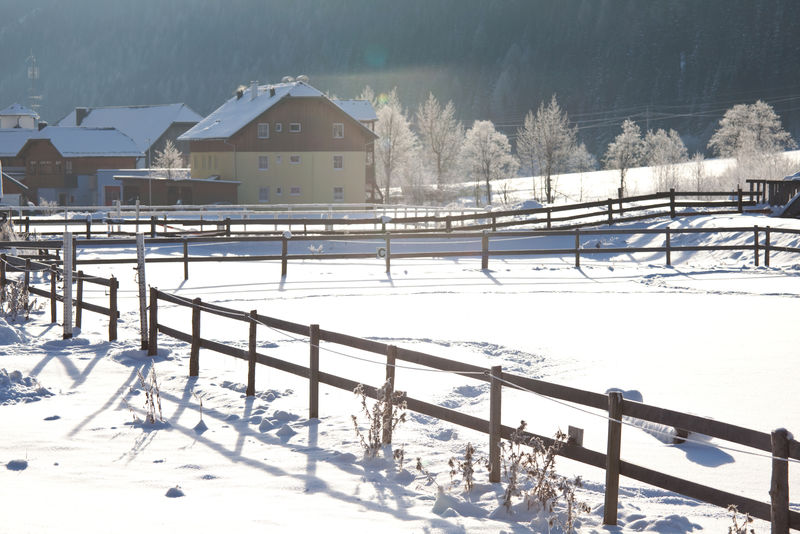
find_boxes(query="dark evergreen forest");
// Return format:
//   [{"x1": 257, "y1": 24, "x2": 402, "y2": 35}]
[{"x1": 1, "y1": 0, "x2": 798, "y2": 155}]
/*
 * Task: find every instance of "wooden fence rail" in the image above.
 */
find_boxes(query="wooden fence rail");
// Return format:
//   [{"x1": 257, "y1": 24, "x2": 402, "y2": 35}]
[
  {"x1": 0, "y1": 253, "x2": 119, "y2": 341},
  {"x1": 147, "y1": 287, "x2": 798, "y2": 532}
]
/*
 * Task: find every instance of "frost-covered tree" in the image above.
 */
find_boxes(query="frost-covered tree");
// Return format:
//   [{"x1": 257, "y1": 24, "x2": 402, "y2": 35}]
[
  {"x1": 153, "y1": 139, "x2": 184, "y2": 179},
  {"x1": 415, "y1": 93, "x2": 463, "y2": 189},
  {"x1": 707, "y1": 100, "x2": 796, "y2": 158},
  {"x1": 643, "y1": 129, "x2": 688, "y2": 190},
  {"x1": 516, "y1": 95, "x2": 579, "y2": 203},
  {"x1": 461, "y1": 120, "x2": 519, "y2": 206},
  {"x1": 374, "y1": 89, "x2": 418, "y2": 203},
  {"x1": 603, "y1": 119, "x2": 644, "y2": 195}
]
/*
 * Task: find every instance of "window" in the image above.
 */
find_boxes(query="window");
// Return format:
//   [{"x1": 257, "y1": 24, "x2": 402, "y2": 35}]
[
  {"x1": 28, "y1": 160, "x2": 37, "y2": 174},
  {"x1": 333, "y1": 123, "x2": 344, "y2": 138},
  {"x1": 333, "y1": 186, "x2": 344, "y2": 201},
  {"x1": 65, "y1": 160, "x2": 72, "y2": 173},
  {"x1": 333, "y1": 155, "x2": 343, "y2": 170},
  {"x1": 258, "y1": 122, "x2": 269, "y2": 138},
  {"x1": 275, "y1": 123, "x2": 282, "y2": 133},
  {"x1": 289, "y1": 155, "x2": 301, "y2": 164},
  {"x1": 259, "y1": 187, "x2": 269, "y2": 202},
  {"x1": 289, "y1": 122, "x2": 301, "y2": 133},
  {"x1": 276, "y1": 186, "x2": 282, "y2": 196},
  {"x1": 276, "y1": 155, "x2": 282, "y2": 164},
  {"x1": 258, "y1": 155, "x2": 269, "y2": 170},
  {"x1": 290, "y1": 186, "x2": 301, "y2": 196}
]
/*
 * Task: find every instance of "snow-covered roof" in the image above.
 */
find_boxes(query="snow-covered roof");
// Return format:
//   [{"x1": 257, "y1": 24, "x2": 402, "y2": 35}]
[
  {"x1": 332, "y1": 99, "x2": 377, "y2": 122},
  {"x1": 56, "y1": 103, "x2": 202, "y2": 152},
  {"x1": 0, "y1": 129, "x2": 38, "y2": 157},
  {"x1": 0, "y1": 103, "x2": 39, "y2": 118},
  {"x1": 27, "y1": 127, "x2": 142, "y2": 158},
  {"x1": 179, "y1": 82, "x2": 376, "y2": 141}
]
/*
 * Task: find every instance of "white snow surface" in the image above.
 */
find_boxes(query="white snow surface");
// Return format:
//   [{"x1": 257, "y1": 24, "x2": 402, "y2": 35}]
[{"x1": 1, "y1": 213, "x2": 799, "y2": 533}]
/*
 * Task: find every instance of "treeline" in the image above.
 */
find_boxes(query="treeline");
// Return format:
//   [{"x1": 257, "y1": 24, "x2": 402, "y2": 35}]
[{"x1": 1, "y1": 0, "x2": 799, "y2": 155}]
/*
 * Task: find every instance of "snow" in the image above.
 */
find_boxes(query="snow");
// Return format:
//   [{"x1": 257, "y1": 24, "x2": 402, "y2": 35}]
[
  {"x1": 32, "y1": 126, "x2": 142, "y2": 157},
  {"x1": 1, "y1": 206, "x2": 799, "y2": 532}
]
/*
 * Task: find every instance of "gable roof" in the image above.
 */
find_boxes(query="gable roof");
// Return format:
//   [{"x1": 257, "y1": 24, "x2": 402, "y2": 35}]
[
  {"x1": 0, "y1": 103, "x2": 39, "y2": 118},
  {"x1": 23, "y1": 127, "x2": 142, "y2": 158},
  {"x1": 56, "y1": 103, "x2": 202, "y2": 152},
  {"x1": 178, "y1": 81, "x2": 377, "y2": 141},
  {"x1": 332, "y1": 99, "x2": 377, "y2": 122},
  {"x1": 0, "y1": 129, "x2": 38, "y2": 157}
]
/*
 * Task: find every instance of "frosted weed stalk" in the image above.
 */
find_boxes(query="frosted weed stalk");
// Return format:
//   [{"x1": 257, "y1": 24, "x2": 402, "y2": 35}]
[
  {"x1": 727, "y1": 505, "x2": 755, "y2": 534},
  {"x1": 124, "y1": 366, "x2": 164, "y2": 425},
  {"x1": 1, "y1": 279, "x2": 36, "y2": 320},
  {"x1": 351, "y1": 380, "x2": 407, "y2": 459}
]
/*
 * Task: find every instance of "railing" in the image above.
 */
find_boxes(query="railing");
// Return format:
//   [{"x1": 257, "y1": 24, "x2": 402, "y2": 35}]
[
  {"x1": 147, "y1": 288, "x2": 799, "y2": 531},
  {"x1": 0, "y1": 254, "x2": 119, "y2": 341}
]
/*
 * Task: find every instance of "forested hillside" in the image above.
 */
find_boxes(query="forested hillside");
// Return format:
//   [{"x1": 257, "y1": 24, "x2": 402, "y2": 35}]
[{"x1": 1, "y1": 0, "x2": 798, "y2": 155}]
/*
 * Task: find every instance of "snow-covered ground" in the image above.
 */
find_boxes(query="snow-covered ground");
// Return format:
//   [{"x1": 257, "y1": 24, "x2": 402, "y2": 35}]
[{"x1": 1, "y1": 212, "x2": 799, "y2": 533}]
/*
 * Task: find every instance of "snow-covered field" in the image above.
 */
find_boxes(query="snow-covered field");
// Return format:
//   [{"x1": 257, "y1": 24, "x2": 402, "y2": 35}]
[{"x1": 1, "y1": 211, "x2": 799, "y2": 533}]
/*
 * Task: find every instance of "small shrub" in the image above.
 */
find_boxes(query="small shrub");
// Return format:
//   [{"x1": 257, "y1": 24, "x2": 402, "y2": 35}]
[
  {"x1": 415, "y1": 457, "x2": 440, "y2": 488},
  {"x1": 449, "y1": 442, "x2": 480, "y2": 492},
  {"x1": 351, "y1": 380, "x2": 407, "y2": 459},
  {"x1": 727, "y1": 505, "x2": 755, "y2": 534},
  {"x1": 1, "y1": 279, "x2": 36, "y2": 320}
]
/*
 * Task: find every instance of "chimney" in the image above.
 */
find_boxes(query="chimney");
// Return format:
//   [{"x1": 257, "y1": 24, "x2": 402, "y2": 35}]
[
  {"x1": 75, "y1": 107, "x2": 89, "y2": 126},
  {"x1": 269, "y1": 86, "x2": 276, "y2": 98},
  {"x1": 38, "y1": 120, "x2": 48, "y2": 131},
  {"x1": 250, "y1": 81, "x2": 259, "y2": 101}
]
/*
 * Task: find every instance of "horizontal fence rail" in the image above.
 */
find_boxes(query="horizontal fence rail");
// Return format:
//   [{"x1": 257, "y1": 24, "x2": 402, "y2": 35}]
[{"x1": 147, "y1": 288, "x2": 799, "y2": 531}]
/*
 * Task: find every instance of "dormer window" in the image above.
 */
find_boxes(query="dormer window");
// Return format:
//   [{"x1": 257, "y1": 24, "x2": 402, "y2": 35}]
[{"x1": 258, "y1": 123, "x2": 269, "y2": 139}]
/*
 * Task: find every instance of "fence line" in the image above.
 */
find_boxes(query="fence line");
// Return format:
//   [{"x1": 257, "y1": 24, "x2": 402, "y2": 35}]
[{"x1": 146, "y1": 287, "x2": 798, "y2": 532}]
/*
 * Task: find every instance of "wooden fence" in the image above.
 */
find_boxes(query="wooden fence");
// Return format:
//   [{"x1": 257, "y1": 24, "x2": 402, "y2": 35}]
[
  {"x1": 0, "y1": 254, "x2": 119, "y2": 341},
  {"x1": 9, "y1": 189, "x2": 759, "y2": 238},
  {"x1": 147, "y1": 288, "x2": 798, "y2": 532}
]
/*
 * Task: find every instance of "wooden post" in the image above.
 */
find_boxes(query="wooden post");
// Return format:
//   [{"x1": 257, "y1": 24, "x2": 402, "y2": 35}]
[
  {"x1": 147, "y1": 287, "x2": 158, "y2": 356},
  {"x1": 665, "y1": 228, "x2": 672, "y2": 266},
  {"x1": 765, "y1": 226, "x2": 771, "y2": 268},
  {"x1": 25, "y1": 216, "x2": 30, "y2": 235},
  {"x1": 754, "y1": 226, "x2": 760, "y2": 267},
  {"x1": 617, "y1": 187, "x2": 623, "y2": 212},
  {"x1": 182, "y1": 238, "x2": 189, "y2": 280},
  {"x1": 136, "y1": 234, "x2": 147, "y2": 350},
  {"x1": 669, "y1": 188, "x2": 676, "y2": 218},
  {"x1": 189, "y1": 297, "x2": 201, "y2": 376},
  {"x1": 62, "y1": 232, "x2": 73, "y2": 339},
  {"x1": 604, "y1": 391, "x2": 624, "y2": 526},
  {"x1": 0, "y1": 253, "x2": 6, "y2": 289},
  {"x1": 85, "y1": 215, "x2": 91, "y2": 239},
  {"x1": 247, "y1": 310, "x2": 258, "y2": 397},
  {"x1": 607, "y1": 198, "x2": 614, "y2": 225},
  {"x1": 309, "y1": 324, "x2": 320, "y2": 419},
  {"x1": 481, "y1": 231, "x2": 489, "y2": 270},
  {"x1": 383, "y1": 345, "x2": 397, "y2": 445},
  {"x1": 108, "y1": 276, "x2": 118, "y2": 342},
  {"x1": 546, "y1": 209, "x2": 552, "y2": 229},
  {"x1": 575, "y1": 229, "x2": 581, "y2": 268},
  {"x1": 491, "y1": 216, "x2": 497, "y2": 232},
  {"x1": 445, "y1": 216, "x2": 452, "y2": 233},
  {"x1": 49, "y1": 266, "x2": 57, "y2": 323},
  {"x1": 770, "y1": 428, "x2": 790, "y2": 534},
  {"x1": 225, "y1": 217, "x2": 231, "y2": 237},
  {"x1": 75, "y1": 271, "x2": 83, "y2": 329},
  {"x1": 489, "y1": 365, "x2": 502, "y2": 483},
  {"x1": 150, "y1": 215, "x2": 156, "y2": 238},
  {"x1": 72, "y1": 238, "x2": 77, "y2": 269},
  {"x1": 384, "y1": 233, "x2": 391, "y2": 274},
  {"x1": 281, "y1": 235, "x2": 288, "y2": 277},
  {"x1": 24, "y1": 258, "x2": 30, "y2": 292},
  {"x1": 737, "y1": 186, "x2": 743, "y2": 213}
]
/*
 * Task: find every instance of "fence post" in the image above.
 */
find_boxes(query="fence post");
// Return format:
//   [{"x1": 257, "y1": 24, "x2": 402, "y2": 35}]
[
  {"x1": 183, "y1": 238, "x2": 189, "y2": 280},
  {"x1": 489, "y1": 365, "x2": 502, "y2": 483},
  {"x1": 770, "y1": 428, "x2": 790, "y2": 534},
  {"x1": 618, "y1": 187, "x2": 623, "y2": 212},
  {"x1": 491, "y1": 216, "x2": 497, "y2": 232},
  {"x1": 85, "y1": 215, "x2": 91, "y2": 240},
  {"x1": 0, "y1": 253, "x2": 6, "y2": 289},
  {"x1": 247, "y1": 310, "x2": 258, "y2": 397},
  {"x1": 446, "y1": 216, "x2": 452, "y2": 233},
  {"x1": 63, "y1": 232, "x2": 73, "y2": 340},
  {"x1": 383, "y1": 345, "x2": 397, "y2": 445},
  {"x1": 225, "y1": 217, "x2": 231, "y2": 237},
  {"x1": 190, "y1": 297, "x2": 201, "y2": 377},
  {"x1": 669, "y1": 188, "x2": 676, "y2": 218},
  {"x1": 24, "y1": 258, "x2": 30, "y2": 292},
  {"x1": 754, "y1": 226, "x2": 760, "y2": 267},
  {"x1": 546, "y1": 209, "x2": 552, "y2": 229},
  {"x1": 665, "y1": 228, "x2": 671, "y2": 266},
  {"x1": 76, "y1": 271, "x2": 83, "y2": 329},
  {"x1": 136, "y1": 234, "x2": 148, "y2": 350},
  {"x1": 49, "y1": 266, "x2": 57, "y2": 323},
  {"x1": 575, "y1": 229, "x2": 581, "y2": 268},
  {"x1": 309, "y1": 324, "x2": 320, "y2": 419},
  {"x1": 385, "y1": 232, "x2": 391, "y2": 274},
  {"x1": 109, "y1": 276, "x2": 118, "y2": 342},
  {"x1": 25, "y1": 216, "x2": 30, "y2": 235},
  {"x1": 150, "y1": 215, "x2": 156, "y2": 238},
  {"x1": 604, "y1": 391, "x2": 624, "y2": 526},
  {"x1": 765, "y1": 226, "x2": 771, "y2": 268},
  {"x1": 737, "y1": 186, "x2": 743, "y2": 213},
  {"x1": 148, "y1": 287, "x2": 158, "y2": 356},
  {"x1": 607, "y1": 198, "x2": 614, "y2": 225},
  {"x1": 481, "y1": 230, "x2": 489, "y2": 270},
  {"x1": 281, "y1": 235, "x2": 288, "y2": 277}
]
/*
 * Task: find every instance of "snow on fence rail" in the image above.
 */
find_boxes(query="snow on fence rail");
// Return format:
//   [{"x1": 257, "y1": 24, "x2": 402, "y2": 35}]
[
  {"x1": 6, "y1": 188, "x2": 760, "y2": 238},
  {"x1": 146, "y1": 287, "x2": 799, "y2": 531},
  {"x1": 0, "y1": 253, "x2": 119, "y2": 341}
]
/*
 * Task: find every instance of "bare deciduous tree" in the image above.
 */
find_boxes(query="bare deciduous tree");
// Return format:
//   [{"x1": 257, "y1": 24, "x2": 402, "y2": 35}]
[
  {"x1": 153, "y1": 139, "x2": 184, "y2": 179},
  {"x1": 603, "y1": 119, "x2": 644, "y2": 195},
  {"x1": 643, "y1": 129, "x2": 688, "y2": 190},
  {"x1": 461, "y1": 120, "x2": 519, "y2": 207},
  {"x1": 415, "y1": 93, "x2": 463, "y2": 190},
  {"x1": 374, "y1": 89, "x2": 418, "y2": 203}
]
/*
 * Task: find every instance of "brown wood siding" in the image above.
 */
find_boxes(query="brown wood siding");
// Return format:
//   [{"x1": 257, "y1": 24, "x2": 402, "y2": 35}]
[
  {"x1": 228, "y1": 97, "x2": 376, "y2": 152},
  {"x1": 20, "y1": 139, "x2": 136, "y2": 189}
]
